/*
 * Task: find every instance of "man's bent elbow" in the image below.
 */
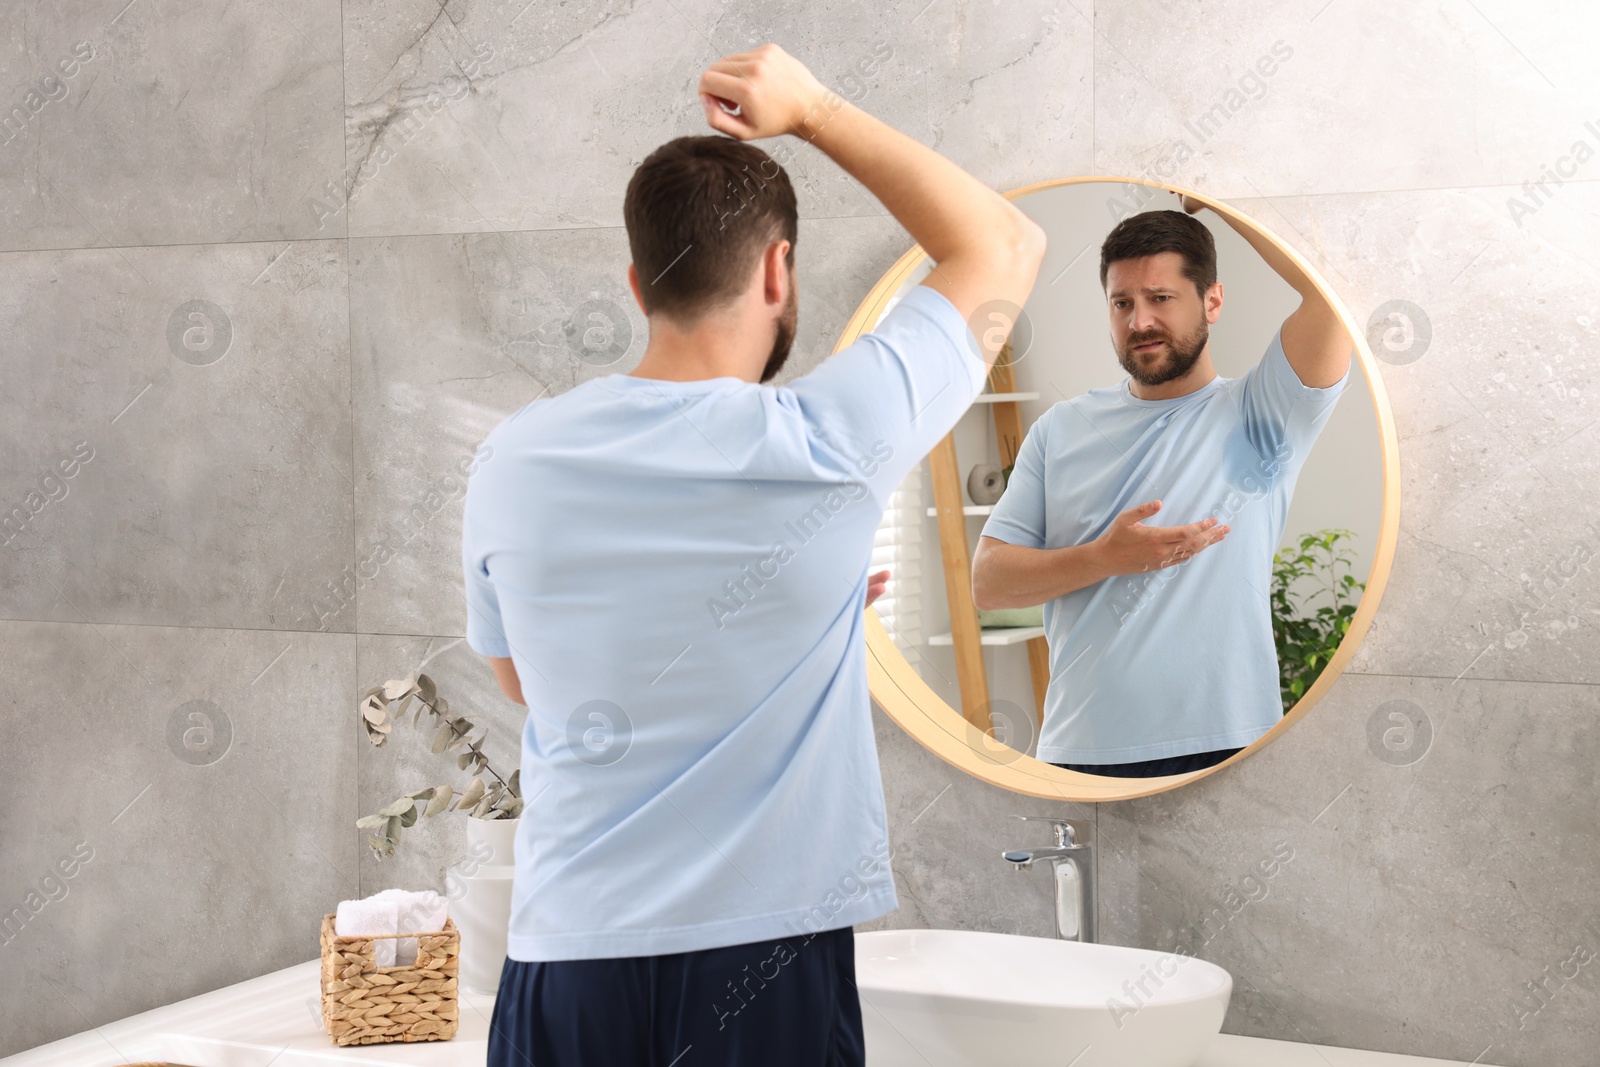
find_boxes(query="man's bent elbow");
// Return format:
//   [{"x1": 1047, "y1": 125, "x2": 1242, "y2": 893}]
[
  {"x1": 1017, "y1": 216, "x2": 1048, "y2": 260},
  {"x1": 970, "y1": 549, "x2": 1001, "y2": 612}
]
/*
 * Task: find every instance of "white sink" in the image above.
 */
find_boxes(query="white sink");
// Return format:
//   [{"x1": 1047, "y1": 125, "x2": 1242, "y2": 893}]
[
  {"x1": 855, "y1": 929, "x2": 1231, "y2": 1067},
  {"x1": 7, "y1": 950, "x2": 1504, "y2": 1067}
]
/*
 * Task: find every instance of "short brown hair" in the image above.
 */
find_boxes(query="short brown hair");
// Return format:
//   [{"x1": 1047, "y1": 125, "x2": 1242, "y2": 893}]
[
  {"x1": 1099, "y1": 209, "x2": 1217, "y2": 299},
  {"x1": 623, "y1": 135, "x2": 798, "y2": 325}
]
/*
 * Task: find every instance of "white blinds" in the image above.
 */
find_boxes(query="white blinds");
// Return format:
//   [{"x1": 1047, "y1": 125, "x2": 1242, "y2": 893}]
[{"x1": 870, "y1": 465, "x2": 926, "y2": 657}]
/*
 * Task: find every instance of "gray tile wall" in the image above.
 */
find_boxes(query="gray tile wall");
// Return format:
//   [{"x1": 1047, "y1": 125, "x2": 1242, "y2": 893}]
[{"x1": 0, "y1": 1, "x2": 1593, "y2": 1063}]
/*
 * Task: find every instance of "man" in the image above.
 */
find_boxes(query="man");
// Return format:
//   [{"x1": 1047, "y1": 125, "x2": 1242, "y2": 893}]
[
  {"x1": 970, "y1": 201, "x2": 1350, "y2": 778},
  {"x1": 461, "y1": 44, "x2": 1045, "y2": 1066}
]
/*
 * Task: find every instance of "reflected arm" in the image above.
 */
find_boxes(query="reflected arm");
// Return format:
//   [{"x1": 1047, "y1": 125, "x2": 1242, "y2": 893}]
[
  {"x1": 971, "y1": 535, "x2": 1109, "y2": 612},
  {"x1": 1198, "y1": 202, "x2": 1351, "y2": 389}
]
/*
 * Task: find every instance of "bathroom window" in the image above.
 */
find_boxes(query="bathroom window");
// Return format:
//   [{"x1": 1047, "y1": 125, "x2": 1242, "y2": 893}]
[{"x1": 871, "y1": 467, "x2": 925, "y2": 654}]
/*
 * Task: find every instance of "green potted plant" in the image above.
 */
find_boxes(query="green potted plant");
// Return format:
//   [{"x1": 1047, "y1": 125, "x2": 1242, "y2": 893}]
[{"x1": 1270, "y1": 528, "x2": 1366, "y2": 712}]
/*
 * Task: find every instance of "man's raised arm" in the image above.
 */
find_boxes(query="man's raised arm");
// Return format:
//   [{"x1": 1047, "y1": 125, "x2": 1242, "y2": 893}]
[
  {"x1": 1180, "y1": 194, "x2": 1350, "y2": 389},
  {"x1": 698, "y1": 43, "x2": 1046, "y2": 369}
]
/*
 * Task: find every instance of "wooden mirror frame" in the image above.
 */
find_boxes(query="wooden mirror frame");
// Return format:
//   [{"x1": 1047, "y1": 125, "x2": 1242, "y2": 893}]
[{"x1": 838, "y1": 175, "x2": 1402, "y2": 801}]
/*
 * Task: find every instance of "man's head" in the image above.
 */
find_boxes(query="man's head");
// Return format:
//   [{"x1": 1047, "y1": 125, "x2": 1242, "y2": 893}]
[
  {"x1": 623, "y1": 135, "x2": 799, "y2": 383},
  {"x1": 1099, "y1": 210, "x2": 1221, "y2": 387}
]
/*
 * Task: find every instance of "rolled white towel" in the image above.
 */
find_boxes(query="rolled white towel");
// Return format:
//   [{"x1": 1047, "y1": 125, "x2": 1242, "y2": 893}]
[
  {"x1": 371, "y1": 889, "x2": 449, "y2": 966},
  {"x1": 335, "y1": 897, "x2": 401, "y2": 967}
]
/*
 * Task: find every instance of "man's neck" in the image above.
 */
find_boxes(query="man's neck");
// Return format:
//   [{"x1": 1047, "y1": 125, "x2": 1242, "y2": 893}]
[
  {"x1": 626, "y1": 327, "x2": 762, "y2": 384},
  {"x1": 625, "y1": 351, "x2": 755, "y2": 383}
]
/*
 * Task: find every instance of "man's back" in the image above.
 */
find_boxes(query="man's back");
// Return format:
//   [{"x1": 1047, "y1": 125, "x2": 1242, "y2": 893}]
[{"x1": 462, "y1": 284, "x2": 987, "y2": 961}]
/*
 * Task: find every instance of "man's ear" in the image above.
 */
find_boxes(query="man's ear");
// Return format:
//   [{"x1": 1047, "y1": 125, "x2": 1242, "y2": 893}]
[
  {"x1": 627, "y1": 263, "x2": 646, "y2": 314},
  {"x1": 1205, "y1": 280, "x2": 1224, "y2": 324},
  {"x1": 763, "y1": 240, "x2": 791, "y2": 306}
]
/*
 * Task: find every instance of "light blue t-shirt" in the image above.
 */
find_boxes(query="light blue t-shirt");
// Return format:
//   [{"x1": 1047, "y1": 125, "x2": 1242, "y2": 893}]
[
  {"x1": 461, "y1": 284, "x2": 987, "y2": 961},
  {"x1": 981, "y1": 328, "x2": 1348, "y2": 764}
]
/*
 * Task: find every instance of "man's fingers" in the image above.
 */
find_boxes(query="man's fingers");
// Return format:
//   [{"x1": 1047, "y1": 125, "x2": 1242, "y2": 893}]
[
  {"x1": 1176, "y1": 526, "x2": 1229, "y2": 559},
  {"x1": 1184, "y1": 526, "x2": 1228, "y2": 550},
  {"x1": 699, "y1": 95, "x2": 735, "y2": 136},
  {"x1": 1148, "y1": 517, "x2": 1219, "y2": 543},
  {"x1": 698, "y1": 69, "x2": 749, "y2": 108},
  {"x1": 1118, "y1": 500, "x2": 1162, "y2": 526},
  {"x1": 1154, "y1": 524, "x2": 1230, "y2": 568},
  {"x1": 1174, "y1": 517, "x2": 1219, "y2": 540}
]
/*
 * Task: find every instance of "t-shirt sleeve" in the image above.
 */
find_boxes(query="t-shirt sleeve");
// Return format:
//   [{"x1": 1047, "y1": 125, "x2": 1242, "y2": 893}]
[
  {"x1": 1236, "y1": 324, "x2": 1350, "y2": 470},
  {"x1": 786, "y1": 284, "x2": 990, "y2": 506},
  {"x1": 978, "y1": 414, "x2": 1048, "y2": 549},
  {"x1": 461, "y1": 507, "x2": 511, "y2": 658}
]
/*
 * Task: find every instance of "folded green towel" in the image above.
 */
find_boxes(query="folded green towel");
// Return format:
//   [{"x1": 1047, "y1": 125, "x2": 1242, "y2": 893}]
[{"x1": 977, "y1": 605, "x2": 1044, "y2": 629}]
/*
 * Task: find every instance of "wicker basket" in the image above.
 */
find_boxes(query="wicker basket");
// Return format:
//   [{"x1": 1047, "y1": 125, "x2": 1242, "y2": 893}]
[{"x1": 318, "y1": 912, "x2": 460, "y2": 1046}]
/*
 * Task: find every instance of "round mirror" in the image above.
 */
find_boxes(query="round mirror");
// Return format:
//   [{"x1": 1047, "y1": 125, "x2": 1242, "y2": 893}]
[{"x1": 841, "y1": 177, "x2": 1399, "y2": 801}]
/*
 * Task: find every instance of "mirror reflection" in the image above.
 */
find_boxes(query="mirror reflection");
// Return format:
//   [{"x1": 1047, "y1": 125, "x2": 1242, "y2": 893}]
[{"x1": 877, "y1": 180, "x2": 1383, "y2": 780}]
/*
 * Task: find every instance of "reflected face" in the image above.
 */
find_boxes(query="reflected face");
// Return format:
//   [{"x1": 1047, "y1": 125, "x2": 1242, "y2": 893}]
[
  {"x1": 759, "y1": 262, "x2": 798, "y2": 384},
  {"x1": 1106, "y1": 252, "x2": 1213, "y2": 387}
]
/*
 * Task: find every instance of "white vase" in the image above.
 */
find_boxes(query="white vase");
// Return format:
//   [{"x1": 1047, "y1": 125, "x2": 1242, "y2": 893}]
[{"x1": 448, "y1": 815, "x2": 518, "y2": 996}]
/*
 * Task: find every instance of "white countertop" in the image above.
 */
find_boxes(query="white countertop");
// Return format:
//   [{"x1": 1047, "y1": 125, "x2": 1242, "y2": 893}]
[{"x1": 0, "y1": 957, "x2": 1504, "y2": 1067}]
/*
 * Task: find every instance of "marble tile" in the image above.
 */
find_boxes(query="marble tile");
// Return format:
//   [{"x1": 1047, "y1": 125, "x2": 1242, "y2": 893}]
[
  {"x1": 1218, "y1": 186, "x2": 1600, "y2": 684},
  {"x1": 1094, "y1": 0, "x2": 1600, "y2": 198},
  {"x1": 0, "y1": 0, "x2": 344, "y2": 251},
  {"x1": 0, "y1": 239, "x2": 354, "y2": 632},
  {"x1": 1097, "y1": 672, "x2": 1600, "y2": 1066},
  {"x1": 0, "y1": 620, "x2": 355, "y2": 1058},
  {"x1": 348, "y1": 212, "x2": 917, "y2": 636},
  {"x1": 337, "y1": 0, "x2": 1094, "y2": 237},
  {"x1": 866, "y1": 703, "x2": 1090, "y2": 941}
]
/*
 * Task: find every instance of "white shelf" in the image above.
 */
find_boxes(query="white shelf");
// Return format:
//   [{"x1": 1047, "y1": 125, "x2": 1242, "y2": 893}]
[
  {"x1": 927, "y1": 626, "x2": 1046, "y2": 647},
  {"x1": 974, "y1": 392, "x2": 1039, "y2": 403},
  {"x1": 926, "y1": 505, "x2": 994, "y2": 517}
]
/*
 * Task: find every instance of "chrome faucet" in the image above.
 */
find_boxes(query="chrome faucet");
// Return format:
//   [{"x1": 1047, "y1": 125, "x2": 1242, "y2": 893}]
[{"x1": 1001, "y1": 816, "x2": 1096, "y2": 943}]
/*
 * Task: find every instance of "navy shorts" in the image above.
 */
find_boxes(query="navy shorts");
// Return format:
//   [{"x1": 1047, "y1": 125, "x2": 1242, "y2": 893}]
[{"x1": 485, "y1": 925, "x2": 864, "y2": 1067}]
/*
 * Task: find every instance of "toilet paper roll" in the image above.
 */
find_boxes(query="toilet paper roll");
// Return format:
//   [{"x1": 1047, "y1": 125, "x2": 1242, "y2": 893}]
[{"x1": 967, "y1": 463, "x2": 1005, "y2": 506}]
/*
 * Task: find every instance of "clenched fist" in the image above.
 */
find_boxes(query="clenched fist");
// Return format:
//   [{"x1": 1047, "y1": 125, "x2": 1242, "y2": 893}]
[{"x1": 697, "y1": 43, "x2": 836, "y2": 141}]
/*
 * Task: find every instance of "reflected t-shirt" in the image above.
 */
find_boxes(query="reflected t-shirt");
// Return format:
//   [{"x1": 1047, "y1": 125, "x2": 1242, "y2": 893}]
[
  {"x1": 980, "y1": 328, "x2": 1348, "y2": 764},
  {"x1": 461, "y1": 284, "x2": 987, "y2": 961}
]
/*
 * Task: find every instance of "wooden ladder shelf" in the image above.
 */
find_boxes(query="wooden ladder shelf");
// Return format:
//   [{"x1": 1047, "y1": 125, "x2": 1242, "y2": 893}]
[{"x1": 926, "y1": 346, "x2": 1052, "y2": 736}]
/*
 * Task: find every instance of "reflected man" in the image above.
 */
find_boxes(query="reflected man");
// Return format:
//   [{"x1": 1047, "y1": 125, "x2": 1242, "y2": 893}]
[{"x1": 970, "y1": 201, "x2": 1350, "y2": 778}]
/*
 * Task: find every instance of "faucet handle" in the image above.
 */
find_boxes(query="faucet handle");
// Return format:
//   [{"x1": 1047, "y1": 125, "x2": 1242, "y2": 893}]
[{"x1": 1009, "y1": 814, "x2": 1090, "y2": 846}]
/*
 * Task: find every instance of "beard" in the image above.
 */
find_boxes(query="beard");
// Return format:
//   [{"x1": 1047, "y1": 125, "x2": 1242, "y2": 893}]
[
  {"x1": 1116, "y1": 318, "x2": 1209, "y2": 386},
  {"x1": 758, "y1": 281, "x2": 798, "y2": 384}
]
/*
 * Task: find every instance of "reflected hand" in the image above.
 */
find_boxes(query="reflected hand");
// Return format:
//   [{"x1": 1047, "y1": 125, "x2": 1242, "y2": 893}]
[
  {"x1": 1177, "y1": 192, "x2": 1205, "y2": 214},
  {"x1": 865, "y1": 568, "x2": 890, "y2": 608},
  {"x1": 698, "y1": 43, "x2": 831, "y2": 141},
  {"x1": 1091, "y1": 500, "x2": 1228, "y2": 575}
]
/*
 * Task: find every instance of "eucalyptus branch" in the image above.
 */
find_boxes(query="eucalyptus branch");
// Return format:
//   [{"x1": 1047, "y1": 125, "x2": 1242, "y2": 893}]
[
  {"x1": 417, "y1": 693, "x2": 513, "y2": 795},
  {"x1": 354, "y1": 672, "x2": 524, "y2": 859}
]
